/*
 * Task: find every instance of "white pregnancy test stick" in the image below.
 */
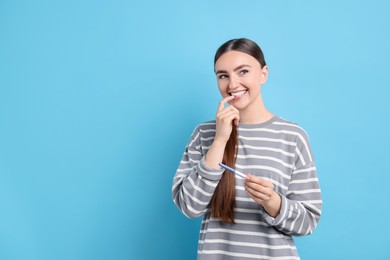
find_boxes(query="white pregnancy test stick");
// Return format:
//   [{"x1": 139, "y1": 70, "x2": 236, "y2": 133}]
[{"x1": 218, "y1": 163, "x2": 247, "y2": 179}]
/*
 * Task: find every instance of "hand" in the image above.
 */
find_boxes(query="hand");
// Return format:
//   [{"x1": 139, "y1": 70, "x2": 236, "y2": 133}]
[
  {"x1": 245, "y1": 174, "x2": 282, "y2": 217},
  {"x1": 214, "y1": 96, "x2": 240, "y2": 144}
]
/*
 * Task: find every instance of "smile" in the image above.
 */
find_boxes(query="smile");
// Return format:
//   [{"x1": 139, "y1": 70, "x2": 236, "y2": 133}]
[{"x1": 230, "y1": 90, "x2": 247, "y2": 97}]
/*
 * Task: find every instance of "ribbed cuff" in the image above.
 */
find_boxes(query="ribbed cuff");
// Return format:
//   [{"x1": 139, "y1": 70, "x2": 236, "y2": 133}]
[
  {"x1": 263, "y1": 194, "x2": 289, "y2": 226},
  {"x1": 196, "y1": 157, "x2": 225, "y2": 181}
]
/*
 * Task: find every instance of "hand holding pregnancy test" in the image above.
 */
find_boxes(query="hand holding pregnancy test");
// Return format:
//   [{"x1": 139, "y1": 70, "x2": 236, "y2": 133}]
[{"x1": 219, "y1": 162, "x2": 281, "y2": 217}]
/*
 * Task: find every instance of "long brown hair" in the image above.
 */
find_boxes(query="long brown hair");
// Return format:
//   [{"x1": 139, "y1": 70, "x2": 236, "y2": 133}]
[{"x1": 210, "y1": 38, "x2": 267, "y2": 223}]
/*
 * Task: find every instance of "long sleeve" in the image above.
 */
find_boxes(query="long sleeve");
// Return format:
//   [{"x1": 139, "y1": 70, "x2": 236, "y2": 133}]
[
  {"x1": 263, "y1": 128, "x2": 322, "y2": 236},
  {"x1": 172, "y1": 126, "x2": 224, "y2": 218}
]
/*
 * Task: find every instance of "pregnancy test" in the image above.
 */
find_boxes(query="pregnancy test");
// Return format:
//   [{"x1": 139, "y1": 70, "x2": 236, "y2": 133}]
[{"x1": 218, "y1": 163, "x2": 247, "y2": 179}]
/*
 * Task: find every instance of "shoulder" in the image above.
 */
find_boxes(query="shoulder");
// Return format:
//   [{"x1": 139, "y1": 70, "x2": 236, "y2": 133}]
[
  {"x1": 195, "y1": 120, "x2": 216, "y2": 132},
  {"x1": 186, "y1": 120, "x2": 216, "y2": 149},
  {"x1": 274, "y1": 116, "x2": 315, "y2": 165},
  {"x1": 272, "y1": 116, "x2": 311, "y2": 140},
  {"x1": 187, "y1": 120, "x2": 216, "y2": 141}
]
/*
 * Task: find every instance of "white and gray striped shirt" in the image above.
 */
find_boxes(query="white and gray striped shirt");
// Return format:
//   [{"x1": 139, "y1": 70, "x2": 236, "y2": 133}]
[{"x1": 172, "y1": 116, "x2": 322, "y2": 259}]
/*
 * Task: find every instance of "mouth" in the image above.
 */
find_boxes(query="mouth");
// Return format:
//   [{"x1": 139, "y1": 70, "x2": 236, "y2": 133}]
[{"x1": 229, "y1": 90, "x2": 248, "y2": 98}]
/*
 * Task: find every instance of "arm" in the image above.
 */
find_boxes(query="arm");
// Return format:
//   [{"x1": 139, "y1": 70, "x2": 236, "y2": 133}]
[
  {"x1": 246, "y1": 129, "x2": 322, "y2": 236},
  {"x1": 172, "y1": 96, "x2": 239, "y2": 218},
  {"x1": 172, "y1": 125, "x2": 225, "y2": 218},
  {"x1": 262, "y1": 162, "x2": 322, "y2": 236}
]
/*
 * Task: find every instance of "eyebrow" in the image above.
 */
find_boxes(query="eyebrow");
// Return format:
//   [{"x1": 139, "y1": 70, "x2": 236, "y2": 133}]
[{"x1": 215, "y1": 64, "x2": 252, "y2": 74}]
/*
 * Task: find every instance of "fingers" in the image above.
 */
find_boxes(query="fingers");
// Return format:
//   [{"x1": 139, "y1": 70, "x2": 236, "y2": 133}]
[
  {"x1": 246, "y1": 185, "x2": 274, "y2": 202},
  {"x1": 218, "y1": 95, "x2": 235, "y2": 112},
  {"x1": 217, "y1": 106, "x2": 239, "y2": 123},
  {"x1": 246, "y1": 174, "x2": 273, "y2": 188},
  {"x1": 214, "y1": 96, "x2": 239, "y2": 143},
  {"x1": 244, "y1": 175, "x2": 275, "y2": 203},
  {"x1": 215, "y1": 100, "x2": 240, "y2": 137}
]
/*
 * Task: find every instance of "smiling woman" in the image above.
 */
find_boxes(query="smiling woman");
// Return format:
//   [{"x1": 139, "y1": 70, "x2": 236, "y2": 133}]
[
  {"x1": 215, "y1": 50, "x2": 269, "y2": 120},
  {"x1": 172, "y1": 38, "x2": 322, "y2": 259}
]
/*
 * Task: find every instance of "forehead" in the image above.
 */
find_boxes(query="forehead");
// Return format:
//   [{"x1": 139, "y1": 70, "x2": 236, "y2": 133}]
[{"x1": 214, "y1": 50, "x2": 261, "y2": 70}]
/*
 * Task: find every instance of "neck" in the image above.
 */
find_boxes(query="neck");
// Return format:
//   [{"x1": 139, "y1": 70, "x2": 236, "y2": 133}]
[{"x1": 239, "y1": 94, "x2": 274, "y2": 124}]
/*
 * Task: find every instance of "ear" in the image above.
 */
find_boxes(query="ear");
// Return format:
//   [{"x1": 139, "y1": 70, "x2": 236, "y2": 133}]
[{"x1": 260, "y1": 65, "x2": 268, "y2": 84}]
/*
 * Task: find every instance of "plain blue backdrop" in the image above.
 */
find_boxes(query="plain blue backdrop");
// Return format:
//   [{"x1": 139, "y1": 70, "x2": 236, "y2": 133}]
[{"x1": 1, "y1": 0, "x2": 389, "y2": 259}]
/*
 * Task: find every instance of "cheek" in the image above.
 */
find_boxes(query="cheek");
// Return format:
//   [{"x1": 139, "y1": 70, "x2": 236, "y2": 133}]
[
  {"x1": 217, "y1": 82, "x2": 227, "y2": 95},
  {"x1": 247, "y1": 76, "x2": 262, "y2": 90}
]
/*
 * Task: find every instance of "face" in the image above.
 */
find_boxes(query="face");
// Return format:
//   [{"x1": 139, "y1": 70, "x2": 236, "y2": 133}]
[{"x1": 214, "y1": 50, "x2": 268, "y2": 111}]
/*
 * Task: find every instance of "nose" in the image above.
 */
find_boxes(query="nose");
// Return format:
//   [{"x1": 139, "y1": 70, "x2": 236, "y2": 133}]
[{"x1": 228, "y1": 75, "x2": 240, "y2": 90}]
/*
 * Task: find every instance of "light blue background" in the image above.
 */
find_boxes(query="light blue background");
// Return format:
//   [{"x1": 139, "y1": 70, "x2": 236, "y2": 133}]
[{"x1": 1, "y1": 0, "x2": 389, "y2": 259}]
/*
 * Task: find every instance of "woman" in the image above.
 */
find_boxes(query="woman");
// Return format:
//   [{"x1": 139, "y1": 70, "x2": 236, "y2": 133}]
[{"x1": 172, "y1": 38, "x2": 322, "y2": 259}]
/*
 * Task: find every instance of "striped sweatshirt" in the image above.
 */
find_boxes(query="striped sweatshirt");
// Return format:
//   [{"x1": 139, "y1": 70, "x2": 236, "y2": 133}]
[{"x1": 172, "y1": 116, "x2": 322, "y2": 260}]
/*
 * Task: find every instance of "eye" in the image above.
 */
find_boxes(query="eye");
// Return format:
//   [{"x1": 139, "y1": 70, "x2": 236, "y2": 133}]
[
  {"x1": 239, "y1": 69, "x2": 249, "y2": 75},
  {"x1": 218, "y1": 74, "x2": 228, "y2": 79}
]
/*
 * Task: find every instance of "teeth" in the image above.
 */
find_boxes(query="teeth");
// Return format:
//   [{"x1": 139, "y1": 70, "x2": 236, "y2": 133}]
[{"x1": 231, "y1": 90, "x2": 247, "y2": 97}]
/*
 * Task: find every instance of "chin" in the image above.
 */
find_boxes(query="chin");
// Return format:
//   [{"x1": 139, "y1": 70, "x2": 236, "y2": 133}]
[{"x1": 231, "y1": 102, "x2": 248, "y2": 111}]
